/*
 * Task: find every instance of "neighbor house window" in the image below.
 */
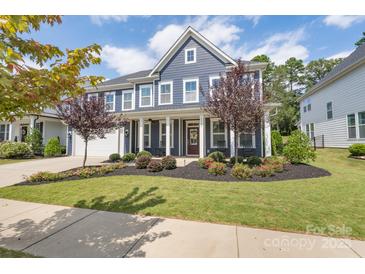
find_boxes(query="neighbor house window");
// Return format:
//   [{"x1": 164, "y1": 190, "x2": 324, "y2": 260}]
[
  {"x1": 327, "y1": 102, "x2": 333, "y2": 120},
  {"x1": 358, "y1": 111, "x2": 365, "y2": 138},
  {"x1": 239, "y1": 132, "x2": 255, "y2": 148},
  {"x1": 159, "y1": 81, "x2": 173, "y2": 105},
  {"x1": 0, "y1": 124, "x2": 10, "y2": 141},
  {"x1": 104, "y1": 92, "x2": 115, "y2": 112},
  {"x1": 183, "y1": 78, "x2": 199, "y2": 103},
  {"x1": 307, "y1": 104, "x2": 311, "y2": 111},
  {"x1": 304, "y1": 106, "x2": 307, "y2": 113},
  {"x1": 310, "y1": 123, "x2": 315, "y2": 138},
  {"x1": 137, "y1": 122, "x2": 151, "y2": 148},
  {"x1": 210, "y1": 119, "x2": 226, "y2": 148},
  {"x1": 139, "y1": 84, "x2": 152, "y2": 107},
  {"x1": 306, "y1": 124, "x2": 310, "y2": 137},
  {"x1": 347, "y1": 114, "x2": 356, "y2": 139},
  {"x1": 185, "y1": 48, "x2": 196, "y2": 64},
  {"x1": 159, "y1": 120, "x2": 174, "y2": 148},
  {"x1": 87, "y1": 93, "x2": 98, "y2": 101},
  {"x1": 122, "y1": 90, "x2": 134, "y2": 111}
]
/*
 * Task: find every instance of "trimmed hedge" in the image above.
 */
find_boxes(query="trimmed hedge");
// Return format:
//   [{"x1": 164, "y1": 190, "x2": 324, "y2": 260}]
[
  {"x1": 109, "y1": 153, "x2": 121, "y2": 162},
  {"x1": 0, "y1": 142, "x2": 32, "y2": 159},
  {"x1": 349, "y1": 144, "x2": 365, "y2": 156},
  {"x1": 147, "y1": 160, "x2": 164, "y2": 172},
  {"x1": 208, "y1": 162, "x2": 227, "y2": 175},
  {"x1": 161, "y1": 155, "x2": 177, "y2": 170},
  {"x1": 135, "y1": 155, "x2": 151, "y2": 169},
  {"x1": 122, "y1": 153, "x2": 136, "y2": 162},
  {"x1": 136, "y1": 150, "x2": 152, "y2": 158},
  {"x1": 44, "y1": 137, "x2": 62, "y2": 157}
]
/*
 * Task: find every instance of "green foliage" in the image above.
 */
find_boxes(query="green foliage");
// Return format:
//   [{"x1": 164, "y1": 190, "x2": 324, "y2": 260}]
[
  {"x1": 208, "y1": 162, "x2": 227, "y2": 176},
  {"x1": 262, "y1": 157, "x2": 285, "y2": 173},
  {"x1": 349, "y1": 144, "x2": 365, "y2": 156},
  {"x1": 161, "y1": 155, "x2": 177, "y2": 170},
  {"x1": 208, "y1": 151, "x2": 225, "y2": 162},
  {"x1": 198, "y1": 157, "x2": 214, "y2": 169},
  {"x1": 271, "y1": 130, "x2": 284, "y2": 155},
  {"x1": 283, "y1": 130, "x2": 316, "y2": 164},
  {"x1": 44, "y1": 137, "x2": 62, "y2": 157},
  {"x1": 0, "y1": 142, "x2": 32, "y2": 159},
  {"x1": 229, "y1": 156, "x2": 244, "y2": 166},
  {"x1": 25, "y1": 128, "x2": 43, "y2": 155},
  {"x1": 147, "y1": 160, "x2": 164, "y2": 172},
  {"x1": 136, "y1": 150, "x2": 152, "y2": 158},
  {"x1": 355, "y1": 32, "x2": 365, "y2": 47},
  {"x1": 231, "y1": 164, "x2": 252, "y2": 179},
  {"x1": 254, "y1": 165, "x2": 274, "y2": 177},
  {"x1": 27, "y1": 171, "x2": 65, "y2": 182},
  {"x1": 304, "y1": 58, "x2": 342, "y2": 89},
  {"x1": 122, "y1": 153, "x2": 136, "y2": 162},
  {"x1": 109, "y1": 153, "x2": 121, "y2": 162},
  {"x1": 247, "y1": 156, "x2": 262, "y2": 167},
  {"x1": 135, "y1": 155, "x2": 151, "y2": 169}
]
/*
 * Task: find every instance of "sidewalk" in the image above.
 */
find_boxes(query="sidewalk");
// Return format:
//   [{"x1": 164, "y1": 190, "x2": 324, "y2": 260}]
[{"x1": 0, "y1": 198, "x2": 364, "y2": 258}]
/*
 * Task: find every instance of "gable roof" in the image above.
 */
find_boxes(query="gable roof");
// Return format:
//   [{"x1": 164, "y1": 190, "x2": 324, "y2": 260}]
[
  {"x1": 300, "y1": 43, "x2": 365, "y2": 101},
  {"x1": 99, "y1": 69, "x2": 152, "y2": 86}
]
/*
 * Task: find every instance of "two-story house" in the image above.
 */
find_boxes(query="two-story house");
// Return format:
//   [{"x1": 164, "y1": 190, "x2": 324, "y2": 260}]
[{"x1": 68, "y1": 27, "x2": 274, "y2": 158}]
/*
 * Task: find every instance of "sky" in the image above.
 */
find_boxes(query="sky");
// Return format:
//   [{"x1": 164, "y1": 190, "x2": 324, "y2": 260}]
[{"x1": 26, "y1": 15, "x2": 365, "y2": 80}]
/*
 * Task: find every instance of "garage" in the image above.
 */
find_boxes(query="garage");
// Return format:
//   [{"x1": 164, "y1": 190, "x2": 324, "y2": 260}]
[{"x1": 73, "y1": 130, "x2": 120, "y2": 157}]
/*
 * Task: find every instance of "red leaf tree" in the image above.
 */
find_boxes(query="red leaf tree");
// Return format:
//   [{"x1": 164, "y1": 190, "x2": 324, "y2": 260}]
[
  {"x1": 57, "y1": 97, "x2": 127, "y2": 167},
  {"x1": 204, "y1": 59, "x2": 264, "y2": 162}
]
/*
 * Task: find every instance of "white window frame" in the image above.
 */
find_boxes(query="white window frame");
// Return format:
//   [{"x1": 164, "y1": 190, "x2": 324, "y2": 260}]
[
  {"x1": 210, "y1": 118, "x2": 227, "y2": 148},
  {"x1": 159, "y1": 120, "x2": 174, "y2": 148},
  {"x1": 104, "y1": 91, "x2": 115, "y2": 112},
  {"x1": 138, "y1": 84, "x2": 153, "y2": 108},
  {"x1": 358, "y1": 111, "x2": 365, "y2": 139},
  {"x1": 87, "y1": 93, "x2": 98, "y2": 101},
  {"x1": 310, "y1": 123, "x2": 315, "y2": 139},
  {"x1": 158, "y1": 81, "x2": 173, "y2": 105},
  {"x1": 136, "y1": 121, "x2": 151, "y2": 148},
  {"x1": 0, "y1": 123, "x2": 10, "y2": 141},
  {"x1": 326, "y1": 101, "x2": 333, "y2": 120},
  {"x1": 121, "y1": 90, "x2": 135, "y2": 111},
  {"x1": 185, "y1": 48, "x2": 196, "y2": 64},
  {"x1": 347, "y1": 113, "x2": 357, "y2": 139},
  {"x1": 183, "y1": 77, "x2": 199, "y2": 104},
  {"x1": 209, "y1": 75, "x2": 220, "y2": 96},
  {"x1": 238, "y1": 132, "x2": 256, "y2": 148}
]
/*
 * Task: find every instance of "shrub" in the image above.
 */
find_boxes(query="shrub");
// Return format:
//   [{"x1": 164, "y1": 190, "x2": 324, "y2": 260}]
[
  {"x1": 271, "y1": 130, "x2": 284, "y2": 156},
  {"x1": 262, "y1": 156, "x2": 287, "y2": 166},
  {"x1": 136, "y1": 150, "x2": 152, "y2": 158},
  {"x1": 122, "y1": 152, "x2": 136, "y2": 162},
  {"x1": 254, "y1": 165, "x2": 274, "y2": 177},
  {"x1": 198, "y1": 157, "x2": 214, "y2": 169},
  {"x1": 208, "y1": 162, "x2": 227, "y2": 175},
  {"x1": 283, "y1": 130, "x2": 316, "y2": 164},
  {"x1": 349, "y1": 144, "x2": 365, "y2": 156},
  {"x1": 247, "y1": 156, "x2": 262, "y2": 167},
  {"x1": 0, "y1": 142, "x2": 32, "y2": 159},
  {"x1": 135, "y1": 155, "x2": 151, "y2": 169},
  {"x1": 208, "y1": 151, "x2": 225, "y2": 162},
  {"x1": 109, "y1": 153, "x2": 121, "y2": 162},
  {"x1": 231, "y1": 164, "x2": 252, "y2": 179},
  {"x1": 44, "y1": 137, "x2": 62, "y2": 157},
  {"x1": 25, "y1": 128, "x2": 43, "y2": 155},
  {"x1": 229, "y1": 156, "x2": 244, "y2": 166},
  {"x1": 27, "y1": 171, "x2": 65, "y2": 183},
  {"x1": 78, "y1": 167, "x2": 96, "y2": 178},
  {"x1": 61, "y1": 145, "x2": 66, "y2": 155},
  {"x1": 161, "y1": 155, "x2": 177, "y2": 170},
  {"x1": 147, "y1": 160, "x2": 164, "y2": 172}
]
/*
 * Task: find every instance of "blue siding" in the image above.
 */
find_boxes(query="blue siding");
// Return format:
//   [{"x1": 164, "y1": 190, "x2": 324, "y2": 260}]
[{"x1": 67, "y1": 126, "x2": 72, "y2": 155}]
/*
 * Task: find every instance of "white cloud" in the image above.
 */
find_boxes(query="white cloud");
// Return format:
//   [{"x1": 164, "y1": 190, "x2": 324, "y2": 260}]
[
  {"x1": 327, "y1": 49, "x2": 353, "y2": 59},
  {"x1": 323, "y1": 15, "x2": 365, "y2": 29},
  {"x1": 22, "y1": 58, "x2": 44, "y2": 69},
  {"x1": 90, "y1": 16, "x2": 128, "y2": 26},
  {"x1": 243, "y1": 16, "x2": 261, "y2": 26}
]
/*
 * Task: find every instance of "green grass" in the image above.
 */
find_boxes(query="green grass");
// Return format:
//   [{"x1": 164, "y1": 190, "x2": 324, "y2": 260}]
[
  {"x1": 0, "y1": 148, "x2": 364, "y2": 239},
  {"x1": 0, "y1": 247, "x2": 38, "y2": 258},
  {"x1": 0, "y1": 159, "x2": 32, "y2": 165}
]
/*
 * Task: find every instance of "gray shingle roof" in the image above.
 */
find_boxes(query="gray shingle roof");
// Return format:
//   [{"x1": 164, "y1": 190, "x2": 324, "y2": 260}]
[{"x1": 99, "y1": 69, "x2": 152, "y2": 86}]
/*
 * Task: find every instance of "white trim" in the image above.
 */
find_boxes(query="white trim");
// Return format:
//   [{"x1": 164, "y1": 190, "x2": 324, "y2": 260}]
[
  {"x1": 121, "y1": 89, "x2": 135, "y2": 111},
  {"x1": 158, "y1": 81, "x2": 173, "y2": 105},
  {"x1": 210, "y1": 118, "x2": 227, "y2": 148},
  {"x1": 137, "y1": 120, "x2": 151, "y2": 149},
  {"x1": 183, "y1": 77, "x2": 199, "y2": 104},
  {"x1": 185, "y1": 120, "x2": 200, "y2": 156},
  {"x1": 238, "y1": 132, "x2": 256, "y2": 148},
  {"x1": 178, "y1": 118, "x2": 181, "y2": 156},
  {"x1": 264, "y1": 110, "x2": 272, "y2": 157},
  {"x1": 185, "y1": 48, "x2": 196, "y2": 64},
  {"x1": 0, "y1": 123, "x2": 11, "y2": 142},
  {"x1": 346, "y1": 113, "x2": 357, "y2": 139},
  {"x1": 159, "y1": 119, "x2": 174, "y2": 148},
  {"x1": 129, "y1": 121, "x2": 132, "y2": 153},
  {"x1": 104, "y1": 91, "x2": 115, "y2": 112},
  {"x1": 326, "y1": 101, "x2": 334, "y2": 120},
  {"x1": 120, "y1": 126, "x2": 125, "y2": 156},
  {"x1": 209, "y1": 75, "x2": 220, "y2": 96},
  {"x1": 87, "y1": 93, "x2": 98, "y2": 101},
  {"x1": 199, "y1": 114, "x2": 205, "y2": 158},
  {"x1": 139, "y1": 84, "x2": 153, "y2": 108},
  {"x1": 358, "y1": 111, "x2": 365, "y2": 139}
]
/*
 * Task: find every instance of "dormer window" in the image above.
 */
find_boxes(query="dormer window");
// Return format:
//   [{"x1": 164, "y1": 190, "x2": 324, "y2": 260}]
[{"x1": 185, "y1": 48, "x2": 196, "y2": 64}]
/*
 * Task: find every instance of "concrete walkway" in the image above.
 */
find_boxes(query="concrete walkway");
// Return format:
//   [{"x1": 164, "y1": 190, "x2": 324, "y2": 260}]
[
  {"x1": 0, "y1": 156, "x2": 106, "y2": 187},
  {"x1": 0, "y1": 198, "x2": 364, "y2": 258}
]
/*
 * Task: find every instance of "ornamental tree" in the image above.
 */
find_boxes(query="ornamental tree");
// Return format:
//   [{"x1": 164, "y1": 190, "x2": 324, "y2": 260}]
[
  {"x1": 0, "y1": 16, "x2": 103, "y2": 121},
  {"x1": 204, "y1": 59, "x2": 264, "y2": 162},
  {"x1": 57, "y1": 97, "x2": 127, "y2": 167}
]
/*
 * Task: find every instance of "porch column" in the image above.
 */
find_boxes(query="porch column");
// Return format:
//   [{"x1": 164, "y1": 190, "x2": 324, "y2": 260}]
[
  {"x1": 199, "y1": 114, "x2": 205, "y2": 158},
  {"x1": 29, "y1": 115, "x2": 36, "y2": 129},
  {"x1": 264, "y1": 110, "x2": 272, "y2": 157},
  {"x1": 138, "y1": 117, "x2": 144, "y2": 152},
  {"x1": 230, "y1": 129, "x2": 235, "y2": 157},
  {"x1": 8, "y1": 123, "x2": 13, "y2": 141},
  {"x1": 166, "y1": 116, "x2": 171, "y2": 156},
  {"x1": 120, "y1": 126, "x2": 125, "y2": 156}
]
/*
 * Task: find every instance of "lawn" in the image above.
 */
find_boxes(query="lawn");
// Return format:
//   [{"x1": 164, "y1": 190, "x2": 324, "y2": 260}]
[
  {"x1": 0, "y1": 247, "x2": 38, "y2": 258},
  {"x1": 0, "y1": 148, "x2": 364, "y2": 239},
  {"x1": 0, "y1": 159, "x2": 32, "y2": 165}
]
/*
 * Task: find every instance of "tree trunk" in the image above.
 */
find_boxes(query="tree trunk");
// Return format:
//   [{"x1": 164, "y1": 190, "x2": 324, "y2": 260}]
[
  {"x1": 83, "y1": 139, "x2": 88, "y2": 168},
  {"x1": 235, "y1": 131, "x2": 239, "y2": 164}
]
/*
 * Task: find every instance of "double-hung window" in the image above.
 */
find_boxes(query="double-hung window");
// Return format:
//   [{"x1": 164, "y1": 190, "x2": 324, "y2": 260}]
[
  {"x1": 239, "y1": 133, "x2": 256, "y2": 148},
  {"x1": 159, "y1": 120, "x2": 174, "y2": 147},
  {"x1": 347, "y1": 114, "x2": 356, "y2": 139},
  {"x1": 159, "y1": 81, "x2": 173, "y2": 105},
  {"x1": 327, "y1": 102, "x2": 333, "y2": 120},
  {"x1": 104, "y1": 92, "x2": 115, "y2": 112},
  {"x1": 210, "y1": 119, "x2": 226, "y2": 148},
  {"x1": 183, "y1": 78, "x2": 199, "y2": 103},
  {"x1": 122, "y1": 90, "x2": 134, "y2": 111},
  {"x1": 303, "y1": 106, "x2": 307, "y2": 113},
  {"x1": 185, "y1": 48, "x2": 196, "y2": 64},
  {"x1": 305, "y1": 123, "x2": 315, "y2": 139},
  {"x1": 87, "y1": 93, "x2": 98, "y2": 101},
  {"x1": 139, "y1": 84, "x2": 152, "y2": 107},
  {"x1": 358, "y1": 111, "x2": 365, "y2": 138},
  {"x1": 307, "y1": 104, "x2": 311, "y2": 111},
  {"x1": 0, "y1": 124, "x2": 10, "y2": 141}
]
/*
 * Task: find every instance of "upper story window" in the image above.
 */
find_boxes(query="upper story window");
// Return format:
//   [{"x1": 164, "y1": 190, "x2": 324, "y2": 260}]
[
  {"x1": 303, "y1": 106, "x2": 307, "y2": 113},
  {"x1": 159, "y1": 120, "x2": 174, "y2": 148},
  {"x1": 0, "y1": 124, "x2": 10, "y2": 141},
  {"x1": 210, "y1": 119, "x2": 227, "y2": 148},
  {"x1": 185, "y1": 48, "x2": 196, "y2": 64},
  {"x1": 122, "y1": 90, "x2": 134, "y2": 111},
  {"x1": 307, "y1": 104, "x2": 311, "y2": 111},
  {"x1": 326, "y1": 102, "x2": 333, "y2": 120},
  {"x1": 87, "y1": 93, "x2": 98, "y2": 101},
  {"x1": 209, "y1": 75, "x2": 220, "y2": 96},
  {"x1": 183, "y1": 78, "x2": 199, "y2": 103},
  {"x1": 159, "y1": 81, "x2": 173, "y2": 105},
  {"x1": 239, "y1": 132, "x2": 256, "y2": 148},
  {"x1": 104, "y1": 91, "x2": 115, "y2": 112},
  {"x1": 139, "y1": 84, "x2": 152, "y2": 107}
]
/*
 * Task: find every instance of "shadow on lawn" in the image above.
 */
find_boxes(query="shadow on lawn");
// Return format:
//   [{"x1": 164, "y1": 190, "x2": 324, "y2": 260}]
[{"x1": 74, "y1": 186, "x2": 166, "y2": 214}]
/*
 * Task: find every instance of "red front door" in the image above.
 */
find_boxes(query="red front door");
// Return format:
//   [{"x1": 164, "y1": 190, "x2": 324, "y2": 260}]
[{"x1": 187, "y1": 127, "x2": 199, "y2": 155}]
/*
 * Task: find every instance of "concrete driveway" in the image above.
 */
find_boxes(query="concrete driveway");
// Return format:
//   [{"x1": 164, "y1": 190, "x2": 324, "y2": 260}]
[
  {"x1": 0, "y1": 198, "x2": 364, "y2": 258},
  {"x1": 0, "y1": 156, "x2": 106, "y2": 187}
]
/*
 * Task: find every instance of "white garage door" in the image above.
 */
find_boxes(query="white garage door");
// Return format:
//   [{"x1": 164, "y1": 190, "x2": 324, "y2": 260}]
[{"x1": 74, "y1": 130, "x2": 120, "y2": 157}]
